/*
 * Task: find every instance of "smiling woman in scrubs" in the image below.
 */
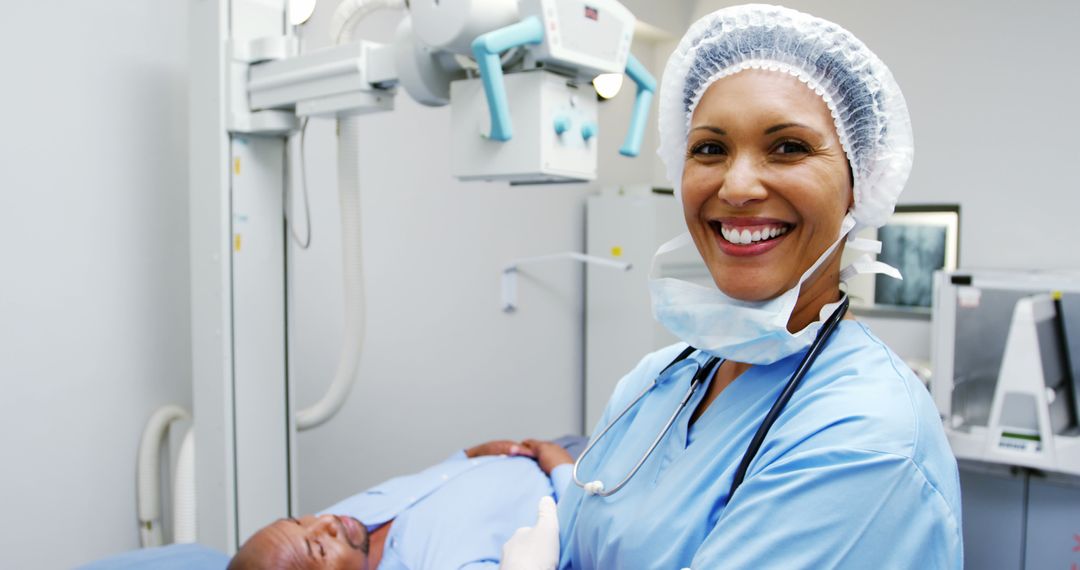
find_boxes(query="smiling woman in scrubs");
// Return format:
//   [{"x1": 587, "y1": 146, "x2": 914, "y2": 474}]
[{"x1": 500, "y1": 5, "x2": 962, "y2": 569}]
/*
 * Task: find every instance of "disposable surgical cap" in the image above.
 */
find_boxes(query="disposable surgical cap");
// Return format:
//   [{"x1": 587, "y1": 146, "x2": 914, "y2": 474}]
[{"x1": 658, "y1": 4, "x2": 914, "y2": 231}]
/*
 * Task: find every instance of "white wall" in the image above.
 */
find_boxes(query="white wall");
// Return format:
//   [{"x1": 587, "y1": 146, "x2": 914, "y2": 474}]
[
  {"x1": 0, "y1": 2, "x2": 191, "y2": 568},
  {"x1": 688, "y1": 0, "x2": 1080, "y2": 362},
  {"x1": 288, "y1": 2, "x2": 687, "y2": 513}
]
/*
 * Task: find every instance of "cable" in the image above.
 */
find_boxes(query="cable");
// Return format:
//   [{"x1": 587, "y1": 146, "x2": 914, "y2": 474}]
[
  {"x1": 331, "y1": 0, "x2": 407, "y2": 45},
  {"x1": 283, "y1": 21, "x2": 312, "y2": 250},
  {"x1": 295, "y1": 115, "x2": 367, "y2": 430},
  {"x1": 284, "y1": 117, "x2": 313, "y2": 250}
]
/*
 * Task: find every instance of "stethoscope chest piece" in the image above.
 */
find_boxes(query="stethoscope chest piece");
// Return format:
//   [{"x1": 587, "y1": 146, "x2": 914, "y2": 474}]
[
  {"x1": 571, "y1": 347, "x2": 719, "y2": 498},
  {"x1": 583, "y1": 481, "x2": 605, "y2": 496}
]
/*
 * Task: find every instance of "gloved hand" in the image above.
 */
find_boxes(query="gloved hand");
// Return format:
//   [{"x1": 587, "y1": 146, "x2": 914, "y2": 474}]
[{"x1": 500, "y1": 496, "x2": 560, "y2": 570}]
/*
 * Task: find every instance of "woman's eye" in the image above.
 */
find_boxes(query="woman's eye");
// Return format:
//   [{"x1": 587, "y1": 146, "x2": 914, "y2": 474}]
[
  {"x1": 773, "y1": 140, "x2": 811, "y2": 155},
  {"x1": 690, "y1": 142, "x2": 726, "y2": 156}
]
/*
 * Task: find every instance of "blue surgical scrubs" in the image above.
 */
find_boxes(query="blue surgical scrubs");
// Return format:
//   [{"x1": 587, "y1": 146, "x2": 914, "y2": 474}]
[
  {"x1": 559, "y1": 321, "x2": 962, "y2": 569},
  {"x1": 320, "y1": 451, "x2": 572, "y2": 569}
]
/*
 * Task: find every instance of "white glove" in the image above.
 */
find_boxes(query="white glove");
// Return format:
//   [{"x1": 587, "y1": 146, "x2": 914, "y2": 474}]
[{"x1": 500, "y1": 496, "x2": 560, "y2": 570}]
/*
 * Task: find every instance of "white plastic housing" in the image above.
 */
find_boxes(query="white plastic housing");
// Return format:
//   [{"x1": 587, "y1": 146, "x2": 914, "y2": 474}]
[
  {"x1": 450, "y1": 70, "x2": 598, "y2": 183},
  {"x1": 247, "y1": 41, "x2": 396, "y2": 119},
  {"x1": 410, "y1": 0, "x2": 519, "y2": 55},
  {"x1": 932, "y1": 270, "x2": 1080, "y2": 477},
  {"x1": 393, "y1": 18, "x2": 459, "y2": 106},
  {"x1": 521, "y1": 0, "x2": 634, "y2": 77}
]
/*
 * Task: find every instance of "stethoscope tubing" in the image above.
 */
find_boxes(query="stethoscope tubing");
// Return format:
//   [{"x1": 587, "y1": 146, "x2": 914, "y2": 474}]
[
  {"x1": 571, "y1": 350, "x2": 719, "y2": 497},
  {"x1": 727, "y1": 294, "x2": 850, "y2": 496},
  {"x1": 573, "y1": 295, "x2": 850, "y2": 499}
]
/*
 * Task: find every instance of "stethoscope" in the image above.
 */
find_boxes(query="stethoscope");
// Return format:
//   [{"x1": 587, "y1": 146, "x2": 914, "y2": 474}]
[{"x1": 572, "y1": 295, "x2": 850, "y2": 498}]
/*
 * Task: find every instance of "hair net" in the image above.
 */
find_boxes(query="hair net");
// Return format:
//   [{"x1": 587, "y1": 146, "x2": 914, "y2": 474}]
[{"x1": 657, "y1": 4, "x2": 913, "y2": 231}]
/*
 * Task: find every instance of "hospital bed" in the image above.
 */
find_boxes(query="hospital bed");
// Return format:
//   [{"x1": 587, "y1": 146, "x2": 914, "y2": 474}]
[
  {"x1": 76, "y1": 544, "x2": 228, "y2": 570},
  {"x1": 83, "y1": 436, "x2": 588, "y2": 568}
]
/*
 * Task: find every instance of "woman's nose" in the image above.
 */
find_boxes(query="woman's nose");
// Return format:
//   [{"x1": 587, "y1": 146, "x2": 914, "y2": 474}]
[{"x1": 717, "y1": 157, "x2": 767, "y2": 207}]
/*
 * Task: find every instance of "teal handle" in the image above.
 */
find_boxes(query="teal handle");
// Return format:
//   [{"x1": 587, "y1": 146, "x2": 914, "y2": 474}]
[
  {"x1": 581, "y1": 121, "x2": 598, "y2": 141},
  {"x1": 554, "y1": 114, "x2": 571, "y2": 135},
  {"x1": 470, "y1": 17, "x2": 545, "y2": 142},
  {"x1": 619, "y1": 53, "x2": 657, "y2": 157}
]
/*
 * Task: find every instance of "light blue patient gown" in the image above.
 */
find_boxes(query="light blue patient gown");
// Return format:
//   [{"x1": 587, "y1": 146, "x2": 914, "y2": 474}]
[
  {"x1": 559, "y1": 322, "x2": 962, "y2": 569},
  {"x1": 321, "y1": 450, "x2": 571, "y2": 569}
]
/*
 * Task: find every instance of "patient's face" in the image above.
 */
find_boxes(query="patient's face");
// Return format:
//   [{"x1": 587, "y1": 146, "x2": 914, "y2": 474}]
[{"x1": 229, "y1": 514, "x2": 369, "y2": 570}]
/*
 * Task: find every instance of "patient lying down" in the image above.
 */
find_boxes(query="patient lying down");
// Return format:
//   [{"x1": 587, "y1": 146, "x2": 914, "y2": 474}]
[{"x1": 228, "y1": 437, "x2": 582, "y2": 570}]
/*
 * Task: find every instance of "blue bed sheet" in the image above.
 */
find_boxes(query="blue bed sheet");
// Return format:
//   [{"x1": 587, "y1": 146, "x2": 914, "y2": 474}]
[{"x1": 76, "y1": 543, "x2": 228, "y2": 570}]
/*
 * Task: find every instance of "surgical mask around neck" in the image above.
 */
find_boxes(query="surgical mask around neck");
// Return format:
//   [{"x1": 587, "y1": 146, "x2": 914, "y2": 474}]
[{"x1": 648, "y1": 213, "x2": 894, "y2": 365}]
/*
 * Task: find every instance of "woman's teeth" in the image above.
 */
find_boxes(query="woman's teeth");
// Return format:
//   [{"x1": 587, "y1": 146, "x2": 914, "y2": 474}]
[{"x1": 720, "y1": 224, "x2": 789, "y2": 245}]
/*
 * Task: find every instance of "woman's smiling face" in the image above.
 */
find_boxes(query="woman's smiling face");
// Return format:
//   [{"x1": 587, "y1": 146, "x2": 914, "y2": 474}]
[{"x1": 682, "y1": 69, "x2": 853, "y2": 302}]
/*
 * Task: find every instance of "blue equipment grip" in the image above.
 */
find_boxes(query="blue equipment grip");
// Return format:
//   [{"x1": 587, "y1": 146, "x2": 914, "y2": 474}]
[
  {"x1": 619, "y1": 53, "x2": 657, "y2": 157},
  {"x1": 470, "y1": 17, "x2": 545, "y2": 142},
  {"x1": 581, "y1": 120, "x2": 598, "y2": 141},
  {"x1": 553, "y1": 114, "x2": 571, "y2": 135}
]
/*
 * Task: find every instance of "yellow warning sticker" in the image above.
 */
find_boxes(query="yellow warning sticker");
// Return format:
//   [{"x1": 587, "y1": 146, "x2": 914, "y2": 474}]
[
  {"x1": 234, "y1": 157, "x2": 241, "y2": 175},
  {"x1": 611, "y1": 246, "x2": 623, "y2": 257},
  {"x1": 234, "y1": 234, "x2": 242, "y2": 252}
]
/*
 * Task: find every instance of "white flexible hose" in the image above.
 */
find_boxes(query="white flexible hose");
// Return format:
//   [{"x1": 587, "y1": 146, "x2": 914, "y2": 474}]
[
  {"x1": 296, "y1": 115, "x2": 367, "y2": 430},
  {"x1": 137, "y1": 405, "x2": 191, "y2": 548},
  {"x1": 172, "y1": 427, "x2": 197, "y2": 544},
  {"x1": 330, "y1": 0, "x2": 406, "y2": 45}
]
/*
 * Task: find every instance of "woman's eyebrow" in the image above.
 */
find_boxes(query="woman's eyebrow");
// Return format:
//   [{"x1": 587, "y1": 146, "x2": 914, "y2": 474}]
[
  {"x1": 764, "y1": 122, "x2": 816, "y2": 135},
  {"x1": 689, "y1": 125, "x2": 726, "y2": 136}
]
